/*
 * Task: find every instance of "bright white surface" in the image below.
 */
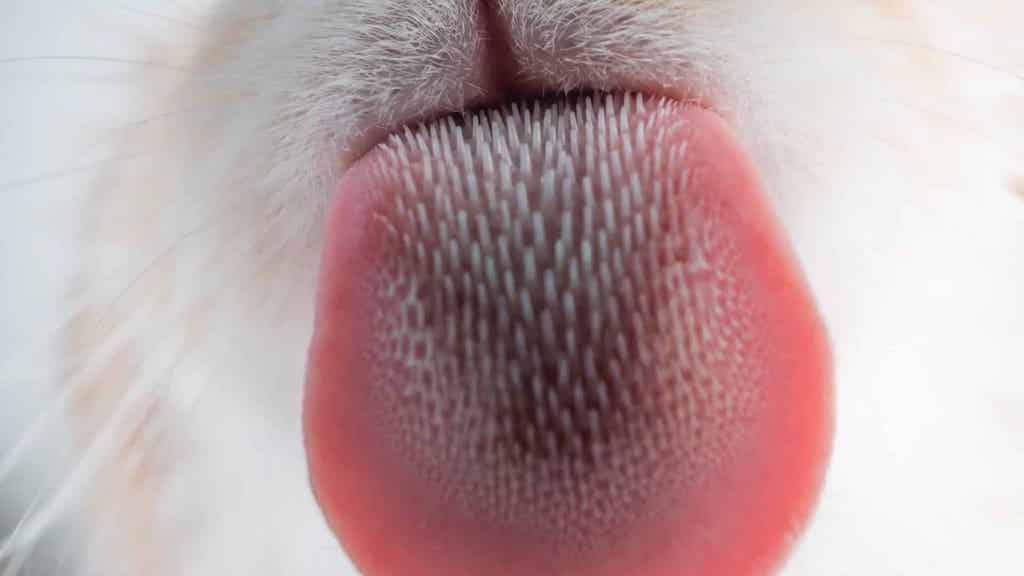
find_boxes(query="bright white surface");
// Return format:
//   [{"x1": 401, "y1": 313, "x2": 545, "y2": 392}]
[{"x1": 1, "y1": 2, "x2": 1022, "y2": 575}]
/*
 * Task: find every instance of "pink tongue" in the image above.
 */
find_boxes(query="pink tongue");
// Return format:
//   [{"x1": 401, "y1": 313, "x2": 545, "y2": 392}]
[{"x1": 305, "y1": 94, "x2": 832, "y2": 576}]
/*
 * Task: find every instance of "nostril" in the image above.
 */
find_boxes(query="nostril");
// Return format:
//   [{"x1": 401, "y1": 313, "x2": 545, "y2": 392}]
[{"x1": 305, "y1": 93, "x2": 832, "y2": 576}]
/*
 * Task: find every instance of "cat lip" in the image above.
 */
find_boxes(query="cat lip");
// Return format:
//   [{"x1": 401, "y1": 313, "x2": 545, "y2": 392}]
[
  {"x1": 346, "y1": 0, "x2": 729, "y2": 165},
  {"x1": 343, "y1": 0, "x2": 726, "y2": 183},
  {"x1": 346, "y1": 85, "x2": 717, "y2": 168}
]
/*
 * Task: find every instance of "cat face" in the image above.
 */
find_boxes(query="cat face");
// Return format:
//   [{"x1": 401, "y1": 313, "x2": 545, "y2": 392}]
[{"x1": 1, "y1": 1, "x2": 1022, "y2": 575}]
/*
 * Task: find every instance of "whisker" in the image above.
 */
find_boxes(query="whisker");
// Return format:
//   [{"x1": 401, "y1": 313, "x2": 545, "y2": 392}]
[
  {"x1": 0, "y1": 56, "x2": 189, "y2": 72},
  {"x1": 0, "y1": 170, "x2": 259, "y2": 380},
  {"x1": 876, "y1": 96, "x2": 1013, "y2": 152},
  {"x1": 1, "y1": 177, "x2": 308, "y2": 486},
  {"x1": 1, "y1": 498, "x2": 41, "y2": 576},
  {"x1": 3, "y1": 77, "x2": 258, "y2": 192},
  {"x1": 867, "y1": 36, "x2": 1023, "y2": 82},
  {"x1": 0, "y1": 309, "x2": 147, "y2": 488},
  {"x1": 113, "y1": 4, "x2": 202, "y2": 29},
  {"x1": 0, "y1": 337, "x2": 187, "y2": 564},
  {"x1": 0, "y1": 213, "x2": 297, "y2": 545},
  {"x1": 0, "y1": 152, "x2": 152, "y2": 193},
  {"x1": 45, "y1": 108, "x2": 194, "y2": 140},
  {"x1": 0, "y1": 195, "x2": 319, "y2": 562}
]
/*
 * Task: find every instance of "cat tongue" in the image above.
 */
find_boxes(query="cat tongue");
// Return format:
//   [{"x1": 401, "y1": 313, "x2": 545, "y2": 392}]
[{"x1": 305, "y1": 94, "x2": 832, "y2": 576}]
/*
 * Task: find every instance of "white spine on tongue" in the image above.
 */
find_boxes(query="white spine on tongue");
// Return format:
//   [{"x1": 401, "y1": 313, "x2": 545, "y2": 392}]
[{"x1": 363, "y1": 93, "x2": 761, "y2": 549}]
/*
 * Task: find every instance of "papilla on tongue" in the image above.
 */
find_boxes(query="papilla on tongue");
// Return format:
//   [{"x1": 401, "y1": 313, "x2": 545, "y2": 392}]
[{"x1": 305, "y1": 94, "x2": 832, "y2": 576}]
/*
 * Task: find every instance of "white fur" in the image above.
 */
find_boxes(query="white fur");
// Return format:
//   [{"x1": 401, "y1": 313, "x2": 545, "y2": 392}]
[{"x1": 1, "y1": 1, "x2": 1022, "y2": 574}]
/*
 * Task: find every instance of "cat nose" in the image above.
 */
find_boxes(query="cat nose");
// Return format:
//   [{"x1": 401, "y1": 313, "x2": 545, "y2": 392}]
[{"x1": 303, "y1": 5, "x2": 833, "y2": 576}]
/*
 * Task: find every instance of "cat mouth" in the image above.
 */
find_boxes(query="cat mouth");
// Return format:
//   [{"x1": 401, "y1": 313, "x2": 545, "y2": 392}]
[
  {"x1": 303, "y1": 89, "x2": 833, "y2": 576},
  {"x1": 303, "y1": 5, "x2": 829, "y2": 573}
]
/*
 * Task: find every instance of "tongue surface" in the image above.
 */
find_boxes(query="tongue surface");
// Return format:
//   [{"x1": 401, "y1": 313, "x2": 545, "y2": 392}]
[{"x1": 306, "y1": 94, "x2": 832, "y2": 576}]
